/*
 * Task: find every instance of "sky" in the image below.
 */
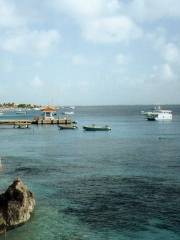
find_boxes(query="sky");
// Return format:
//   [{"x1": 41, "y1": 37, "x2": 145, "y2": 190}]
[{"x1": 0, "y1": 0, "x2": 180, "y2": 105}]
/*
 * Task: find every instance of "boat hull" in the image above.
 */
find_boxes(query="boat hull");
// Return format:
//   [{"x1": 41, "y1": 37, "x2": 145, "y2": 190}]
[
  {"x1": 62, "y1": 112, "x2": 74, "y2": 115},
  {"x1": 147, "y1": 117, "x2": 156, "y2": 121},
  {"x1": 58, "y1": 124, "x2": 77, "y2": 130},
  {"x1": 147, "y1": 114, "x2": 172, "y2": 121},
  {"x1": 83, "y1": 126, "x2": 111, "y2": 131}
]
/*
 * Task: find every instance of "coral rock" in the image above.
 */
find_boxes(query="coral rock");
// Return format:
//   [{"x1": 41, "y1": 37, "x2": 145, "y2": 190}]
[{"x1": 0, "y1": 178, "x2": 35, "y2": 233}]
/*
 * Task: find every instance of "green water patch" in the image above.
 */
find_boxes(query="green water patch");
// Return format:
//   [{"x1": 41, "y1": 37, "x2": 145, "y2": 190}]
[
  {"x1": 58, "y1": 176, "x2": 180, "y2": 235},
  {"x1": 2, "y1": 204, "x2": 102, "y2": 240}
]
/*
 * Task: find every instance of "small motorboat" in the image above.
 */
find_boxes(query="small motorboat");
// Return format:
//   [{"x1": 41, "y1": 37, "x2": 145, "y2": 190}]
[
  {"x1": 13, "y1": 122, "x2": 31, "y2": 129},
  {"x1": 83, "y1": 124, "x2": 111, "y2": 131},
  {"x1": 58, "y1": 124, "x2": 78, "y2": 130},
  {"x1": 62, "y1": 111, "x2": 74, "y2": 115},
  {"x1": 33, "y1": 107, "x2": 40, "y2": 111}
]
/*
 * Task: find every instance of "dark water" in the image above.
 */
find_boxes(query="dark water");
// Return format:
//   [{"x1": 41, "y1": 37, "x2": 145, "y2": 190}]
[{"x1": 0, "y1": 105, "x2": 180, "y2": 240}]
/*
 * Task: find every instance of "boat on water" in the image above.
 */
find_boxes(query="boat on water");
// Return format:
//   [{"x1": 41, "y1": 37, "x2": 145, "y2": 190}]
[
  {"x1": 13, "y1": 122, "x2": 31, "y2": 129},
  {"x1": 83, "y1": 124, "x2": 111, "y2": 131},
  {"x1": 62, "y1": 111, "x2": 74, "y2": 115},
  {"x1": 33, "y1": 107, "x2": 40, "y2": 111},
  {"x1": 142, "y1": 106, "x2": 172, "y2": 121},
  {"x1": 58, "y1": 124, "x2": 77, "y2": 130},
  {"x1": 62, "y1": 106, "x2": 75, "y2": 110}
]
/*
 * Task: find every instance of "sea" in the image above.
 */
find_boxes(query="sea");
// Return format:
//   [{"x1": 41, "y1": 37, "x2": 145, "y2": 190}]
[{"x1": 0, "y1": 105, "x2": 180, "y2": 240}]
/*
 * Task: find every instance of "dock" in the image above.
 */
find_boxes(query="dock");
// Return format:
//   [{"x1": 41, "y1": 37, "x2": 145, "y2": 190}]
[
  {"x1": 0, "y1": 118, "x2": 76, "y2": 125},
  {"x1": 0, "y1": 106, "x2": 77, "y2": 126},
  {"x1": 0, "y1": 120, "x2": 32, "y2": 125},
  {"x1": 32, "y1": 118, "x2": 76, "y2": 124}
]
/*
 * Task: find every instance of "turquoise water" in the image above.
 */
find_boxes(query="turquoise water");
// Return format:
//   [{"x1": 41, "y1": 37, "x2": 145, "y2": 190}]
[{"x1": 0, "y1": 106, "x2": 180, "y2": 240}]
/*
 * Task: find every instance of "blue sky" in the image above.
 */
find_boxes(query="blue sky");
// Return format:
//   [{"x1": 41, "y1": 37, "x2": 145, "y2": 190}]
[{"x1": 0, "y1": 0, "x2": 180, "y2": 105}]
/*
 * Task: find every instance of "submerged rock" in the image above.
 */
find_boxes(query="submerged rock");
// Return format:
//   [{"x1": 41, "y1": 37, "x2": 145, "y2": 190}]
[{"x1": 0, "y1": 178, "x2": 35, "y2": 234}]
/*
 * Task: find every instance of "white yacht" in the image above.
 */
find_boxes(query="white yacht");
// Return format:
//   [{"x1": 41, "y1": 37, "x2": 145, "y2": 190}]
[{"x1": 142, "y1": 106, "x2": 172, "y2": 121}]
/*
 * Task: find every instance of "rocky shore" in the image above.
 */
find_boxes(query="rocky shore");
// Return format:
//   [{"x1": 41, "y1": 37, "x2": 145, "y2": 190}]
[{"x1": 0, "y1": 178, "x2": 35, "y2": 234}]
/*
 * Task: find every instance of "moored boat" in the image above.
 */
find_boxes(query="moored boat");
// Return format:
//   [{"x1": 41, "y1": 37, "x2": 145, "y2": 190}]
[
  {"x1": 58, "y1": 124, "x2": 77, "y2": 130},
  {"x1": 142, "y1": 106, "x2": 172, "y2": 121},
  {"x1": 13, "y1": 122, "x2": 31, "y2": 129},
  {"x1": 83, "y1": 124, "x2": 111, "y2": 131},
  {"x1": 33, "y1": 107, "x2": 40, "y2": 111},
  {"x1": 62, "y1": 111, "x2": 74, "y2": 115}
]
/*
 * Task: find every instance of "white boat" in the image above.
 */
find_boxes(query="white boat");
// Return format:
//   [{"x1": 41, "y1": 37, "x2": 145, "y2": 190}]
[
  {"x1": 143, "y1": 106, "x2": 172, "y2": 121},
  {"x1": 58, "y1": 124, "x2": 77, "y2": 130},
  {"x1": 16, "y1": 111, "x2": 27, "y2": 115},
  {"x1": 63, "y1": 106, "x2": 75, "y2": 110},
  {"x1": 62, "y1": 111, "x2": 74, "y2": 115},
  {"x1": 13, "y1": 122, "x2": 31, "y2": 129}
]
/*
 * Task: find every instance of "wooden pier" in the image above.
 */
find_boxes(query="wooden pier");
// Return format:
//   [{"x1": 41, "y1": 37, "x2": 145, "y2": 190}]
[
  {"x1": 0, "y1": 118, "x2": 76, "y2": 125},
  {"x1": 0, "y1": 106, "x2": 76, "y2": 126},
  {"x1": 32, "y1": 118, "x2": 76, "y2": 124},
  {"x1": 0, "y1": 120, "x2": 32, "y2": 125}
]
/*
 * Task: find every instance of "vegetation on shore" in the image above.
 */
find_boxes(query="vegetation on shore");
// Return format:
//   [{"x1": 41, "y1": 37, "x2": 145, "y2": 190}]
[{"x1": 0, "y1": 102, "x2": 41, "y2": 108}]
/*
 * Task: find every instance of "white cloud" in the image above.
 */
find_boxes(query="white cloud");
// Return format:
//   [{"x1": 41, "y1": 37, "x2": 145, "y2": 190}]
[
  {"x1": 52, "y1": 0, "x2": 142, "y2": 43},
  {"x1": 0, "y1": 0, "x2": 23, "y2": 27},
  {"x1": 53, "y1": 0, "x2": 121, "y2": 18},
  {"x1": 127, "y1": 0, "x2": 180, "y2": 22},
  {"x1": 161, "y1": 63, "x2": 176, "y2": 81},
  {"x1": 116, "y1": 53, "x2": 129, "y2": 65},
  {"x1": 53, "y1": 0, "x2": 180, "y2": 23},
  {"x1": 163, "y1": 43, "x2": 180, "y2": 63},
  {"x1": 1, "y1": 29, "x2": 61, "y2": 56},
  {"x1": 83, "y1": 16, "x2": 142, "y2": 43},
  {"x1": 30, "y1": 75, "x2": 43, "y2": 88},
  {"x1": 148, "y1": 29, "x2": 180, "y2": 84},
  {"x1": 0, "y1": 0, "x2": 61, "y2": 57},
  {"x1": 71, "y1": 54, "x2": 87, "y2": 65},
  {"x1": 150, "y1": 63, "x2": 177, "y2": 82},
  {"x1": 0, "y1": 58, "x2": 14, "y2": 73},
  {"x1": 54, "y1": 0, "x2": 103, "y2": 18},
  {"x1": 51, "y1": 0, "x2": 180, "y2": 46}
]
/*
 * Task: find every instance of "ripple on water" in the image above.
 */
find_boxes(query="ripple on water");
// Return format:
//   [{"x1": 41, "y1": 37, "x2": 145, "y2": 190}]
[{"x1": 59, "y1": 176, "x2": 180, "y2": 234}]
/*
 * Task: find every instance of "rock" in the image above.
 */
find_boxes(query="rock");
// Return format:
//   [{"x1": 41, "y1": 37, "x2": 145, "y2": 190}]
[{"x1": 0, "y1": 178, "x2": 35, "y2": 234}]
